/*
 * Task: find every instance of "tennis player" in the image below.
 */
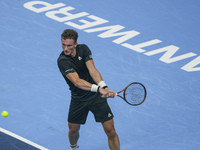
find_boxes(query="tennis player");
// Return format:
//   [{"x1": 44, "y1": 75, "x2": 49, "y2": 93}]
[{"x1": 57, "y1": 29, "x2": 120, "y2": 150}]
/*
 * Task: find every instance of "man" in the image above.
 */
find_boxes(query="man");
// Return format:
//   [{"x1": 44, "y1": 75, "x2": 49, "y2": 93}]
[{"x1": 57, "y1": 29, "x2": 120, "y2": 150}]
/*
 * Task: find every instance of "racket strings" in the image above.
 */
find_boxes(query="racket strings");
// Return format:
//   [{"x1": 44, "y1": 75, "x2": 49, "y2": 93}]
[{"x1": 124, "y1": 84, "x2": 145, "y2": 105}]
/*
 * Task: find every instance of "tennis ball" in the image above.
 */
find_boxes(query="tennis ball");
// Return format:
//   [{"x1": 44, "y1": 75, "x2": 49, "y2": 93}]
[{"x1": 1, "y1": 111, "x2": 9, "y2": 117}]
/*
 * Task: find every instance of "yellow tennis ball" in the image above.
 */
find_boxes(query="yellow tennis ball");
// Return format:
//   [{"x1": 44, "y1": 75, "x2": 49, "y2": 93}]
[{"x1": 1, "y1": 111, "x2": 9, "y2": 117}]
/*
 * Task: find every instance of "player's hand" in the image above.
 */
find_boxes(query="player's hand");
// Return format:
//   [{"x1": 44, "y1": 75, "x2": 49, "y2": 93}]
[
  {"x1": 107, "y1": 90, "x2": 116, "y2": 98},
  {"x1": 99, "y1": 88, "x2": 116, "y2": 98}
]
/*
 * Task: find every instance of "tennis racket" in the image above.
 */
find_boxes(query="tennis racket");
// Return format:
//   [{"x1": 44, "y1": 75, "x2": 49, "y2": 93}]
[{"x1": 115, "y1": 82, "x2": 147, "y2": 106}]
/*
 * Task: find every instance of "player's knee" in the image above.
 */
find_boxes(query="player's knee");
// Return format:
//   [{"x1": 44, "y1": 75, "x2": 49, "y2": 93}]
[
  {"x1": 106, "y1": 128, "x2": 117, "y2": 139},
  {"x1": 69, "y1": 128, "x2": 79, "y2": 136},
  {"x1": 68, "y1": 124, "x2": 80, "y2": 135}
]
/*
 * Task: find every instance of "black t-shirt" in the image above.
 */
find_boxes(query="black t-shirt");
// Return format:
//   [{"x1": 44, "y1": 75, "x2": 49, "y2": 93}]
[{"x1": 57, "y1": 44, "x2": 98, "y2": 101}]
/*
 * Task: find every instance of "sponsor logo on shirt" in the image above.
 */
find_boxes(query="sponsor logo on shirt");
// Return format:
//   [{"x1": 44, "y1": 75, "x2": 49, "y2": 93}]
[
  {"x1": 78, "y1": 56, "x2": 82, "y2": 60},
  {"x1": 65, "y1": 69, "x2": 73, "y2": 73}
]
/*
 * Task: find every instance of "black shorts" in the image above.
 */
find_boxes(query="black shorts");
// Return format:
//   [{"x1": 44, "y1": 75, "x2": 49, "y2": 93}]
[{"x1": 68, "y1": 96, "x2": 114, "y2": 124}]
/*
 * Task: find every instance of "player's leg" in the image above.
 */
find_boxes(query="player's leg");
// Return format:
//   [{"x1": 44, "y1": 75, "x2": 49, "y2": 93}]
[
  {"x1": 89, "y1": 96, "x2": 120, "y2": 149},
  {"x1": 102, "y1": 119, "x2": 120, "y2": 150},
  {"x1": 68, "y1": 100, "x2": 89, "y2": 149},
  {"x1": 68, "y1": 122, "x2": 80, "y2": 149}
]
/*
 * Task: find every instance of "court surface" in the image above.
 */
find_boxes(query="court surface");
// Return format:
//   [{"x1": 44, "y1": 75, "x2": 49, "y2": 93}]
[{"x1": 0, "y1": 0, "x2": 200, "y2": 149}]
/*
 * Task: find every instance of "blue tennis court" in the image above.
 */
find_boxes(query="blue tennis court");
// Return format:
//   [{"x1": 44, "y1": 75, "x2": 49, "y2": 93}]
[{"x1": 1, "y1": 0, "x2": 200, "y2": 149}]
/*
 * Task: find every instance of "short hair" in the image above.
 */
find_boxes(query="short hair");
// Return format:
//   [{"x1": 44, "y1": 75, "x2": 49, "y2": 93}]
[{"x1": 61, "y1": 29, "x2": 78, "y2": 43}]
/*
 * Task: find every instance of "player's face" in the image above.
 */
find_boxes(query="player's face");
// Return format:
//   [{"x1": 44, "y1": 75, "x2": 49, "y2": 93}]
[{"x1": 61, "y1": 38, "x2": 77, "y2": 57}]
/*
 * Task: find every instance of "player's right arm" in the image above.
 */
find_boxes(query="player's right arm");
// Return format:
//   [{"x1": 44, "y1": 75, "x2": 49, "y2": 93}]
[
  {"x1": 58, "y1": 57, "x2": 92, "y2": 91},
  {"x1": 58, "y1": 56, "x2": 114, "y2": 96},
  {"x1": 66, "y1": 72, "x2": 93, "y2": 91},
  {"x1": 66, "y1": 72, "x2": 114, "y2": 97}
]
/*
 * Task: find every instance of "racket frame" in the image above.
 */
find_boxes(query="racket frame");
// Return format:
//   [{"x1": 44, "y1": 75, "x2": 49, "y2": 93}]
[{"x1": 116, "y1": 82, "x2": 147, "y2": 106}]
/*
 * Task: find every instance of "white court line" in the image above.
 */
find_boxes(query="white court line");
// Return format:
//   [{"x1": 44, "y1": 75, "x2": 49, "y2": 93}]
[{"x1": 0, "y1": 127, "x2": 49, "y2": 150}]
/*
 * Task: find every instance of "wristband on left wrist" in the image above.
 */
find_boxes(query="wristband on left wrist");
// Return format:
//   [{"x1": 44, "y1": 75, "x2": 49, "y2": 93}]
[{"x1": 98, "y1": 81, "x2": 107, "y2": 88}]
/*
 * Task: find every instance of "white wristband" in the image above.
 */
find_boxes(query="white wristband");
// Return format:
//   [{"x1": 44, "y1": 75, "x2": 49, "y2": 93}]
[
  {"x1": 98, "y1": 81, "x2": 107, "y2": 88},
  {"x1": 91, "y1": 84, "x2": 99, "y2": 92}
]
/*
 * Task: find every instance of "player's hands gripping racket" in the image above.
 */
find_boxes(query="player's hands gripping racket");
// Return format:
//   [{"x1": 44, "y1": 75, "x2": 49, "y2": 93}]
[{"x1": 101, "y1": 82, "x2": 147, "y2": 106}]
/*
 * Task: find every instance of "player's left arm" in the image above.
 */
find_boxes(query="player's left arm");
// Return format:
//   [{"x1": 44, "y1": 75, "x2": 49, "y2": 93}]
[
  {"x1": 85, "y1": 60, "x2": 103, "y2": 84},
  {"x1": 86, "y1": 60, "x2": 115, "y2": 98}
]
